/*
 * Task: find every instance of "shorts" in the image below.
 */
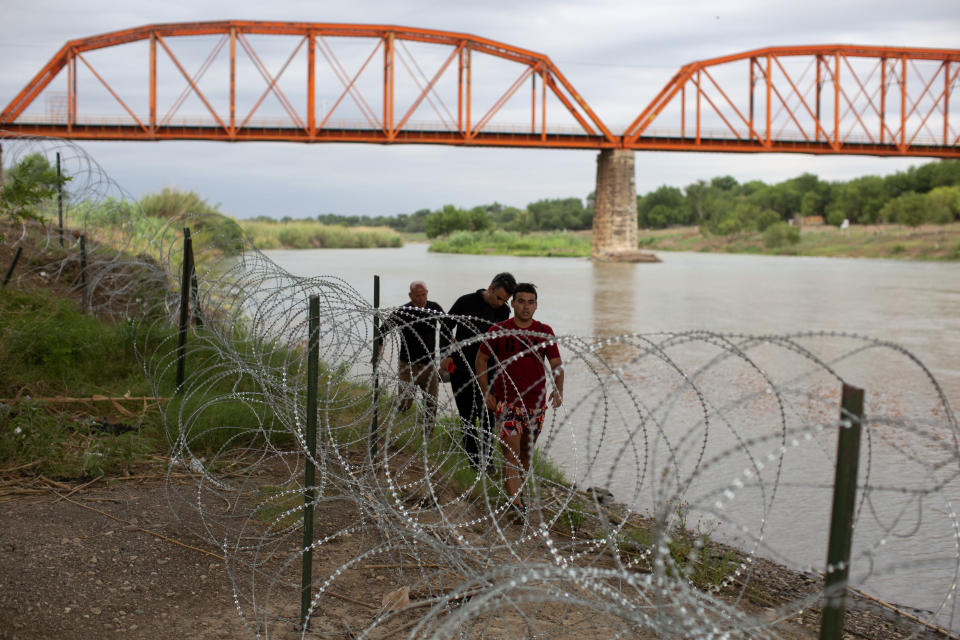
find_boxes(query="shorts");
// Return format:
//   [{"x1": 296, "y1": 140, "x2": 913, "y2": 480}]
[{"x1": 496, "y1": 402, "x2": 546, "y2": 439}]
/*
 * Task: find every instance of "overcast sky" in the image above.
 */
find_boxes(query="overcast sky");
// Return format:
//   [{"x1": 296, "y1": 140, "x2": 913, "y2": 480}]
[{"x1": 1, "y1": 0, "x2": 958, "y2": 219}]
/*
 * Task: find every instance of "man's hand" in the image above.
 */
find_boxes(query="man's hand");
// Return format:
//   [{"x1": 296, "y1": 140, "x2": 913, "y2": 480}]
[
  {"x1": 484, "y1": 392, "x2": 498, "y2": 411},
  {"x1": 550, "y1": 389, "x2": 563, "y2": 408},
  {"x1": 440, "y1": 356, "x2": 453, "y2": 372},
  {"x1": 548, "y1": 357, "x2": 563, "y2": 408}
]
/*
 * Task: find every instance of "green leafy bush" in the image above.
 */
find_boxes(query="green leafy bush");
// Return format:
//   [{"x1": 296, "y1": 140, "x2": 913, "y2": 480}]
[
  {"x1": 0, "y1": 153, "x2": 71, "y2": 240},
  {"x1": 763, "y1": 222, "x2": 800, "y2": 249}
]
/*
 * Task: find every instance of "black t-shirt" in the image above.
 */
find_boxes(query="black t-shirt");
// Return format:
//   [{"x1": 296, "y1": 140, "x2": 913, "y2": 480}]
[
  {"x1": 446, "y1": 290, "x2": 510, "y2": 372},
  {"x1": 383, "y1": 301, "x2": 447, "y2": 364}
]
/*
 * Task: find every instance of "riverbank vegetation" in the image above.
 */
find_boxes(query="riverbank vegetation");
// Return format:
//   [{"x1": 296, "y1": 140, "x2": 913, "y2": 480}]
[
  {"x1": 636, "y1": 160, "x2": 960, "y2": 234},
  {"x1": 428, "y1": 229, "x2": 591, "y2": 257},
  {"x1": 296, "y1": 160, "x2": 960, "y2": 235},
  {"x1": 639, "y1": 221, "x2": 960, "y2": 260},
  {"x1": 239, "y1": 217, "x2": 401, "y2": 249},
  {"x1": 280, "y1": 159, "x2": 960, "y2": 259}
]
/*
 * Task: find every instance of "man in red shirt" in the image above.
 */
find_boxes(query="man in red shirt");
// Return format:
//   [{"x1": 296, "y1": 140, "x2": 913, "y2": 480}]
[{"x1": 475, "y1": 283, "x2": 563, "y2": 518}]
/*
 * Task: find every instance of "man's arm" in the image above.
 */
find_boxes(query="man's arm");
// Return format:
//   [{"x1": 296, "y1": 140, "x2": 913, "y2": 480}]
[
  {"x1": 475, "y1": 349, "x2": 497, "y2": 410},
  {"x1": 440, "y1": 295, "x2": 467, "y2": 372},
  {"x1": 548, "y1": 357, "x2": 564, "y2": 407}
]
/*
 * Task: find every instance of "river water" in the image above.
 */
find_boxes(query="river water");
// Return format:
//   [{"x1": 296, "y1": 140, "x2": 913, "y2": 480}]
[{"x1": 262, "y1": 243, "x2": 960, "y2": 625}]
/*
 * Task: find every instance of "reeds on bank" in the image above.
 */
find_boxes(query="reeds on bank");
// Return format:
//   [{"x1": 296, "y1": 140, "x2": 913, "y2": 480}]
[{"x1": 240, "y1": 220, "x2": 402, "y2": 250}]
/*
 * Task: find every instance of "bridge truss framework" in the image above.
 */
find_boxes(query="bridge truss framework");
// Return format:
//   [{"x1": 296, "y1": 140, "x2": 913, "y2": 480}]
[{"x1": 0, "y1": 21, "x2": 958, "y2": 158}]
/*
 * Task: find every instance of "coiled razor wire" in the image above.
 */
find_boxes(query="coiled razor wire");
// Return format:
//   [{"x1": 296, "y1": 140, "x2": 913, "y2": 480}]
[{"x1": 3, "y1": 134, "x2": 959, "y2": 639}]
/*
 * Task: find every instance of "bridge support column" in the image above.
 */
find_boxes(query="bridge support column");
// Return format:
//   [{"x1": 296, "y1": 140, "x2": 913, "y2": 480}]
[{"x1": 592, "y1": 149, "x2": 655, "y2": 262}]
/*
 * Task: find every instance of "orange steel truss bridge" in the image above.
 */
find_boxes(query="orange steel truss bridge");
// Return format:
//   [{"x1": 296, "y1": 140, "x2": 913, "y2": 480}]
[{"x1": 2, "y1": 21, "x2": 959, "y2": 158}]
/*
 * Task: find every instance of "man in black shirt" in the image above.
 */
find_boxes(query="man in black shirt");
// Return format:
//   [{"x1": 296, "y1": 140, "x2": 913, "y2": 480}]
[
  {"x1": 441, "y1": 272, "x2": 517, "y2": 471},
  {"x1": 380, "y1": 280, "x2": 447, "y2": 435}
]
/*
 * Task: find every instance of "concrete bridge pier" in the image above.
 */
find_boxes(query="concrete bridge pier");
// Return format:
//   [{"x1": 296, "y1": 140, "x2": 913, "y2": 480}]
[{"x1": 591, "y1": 149, "x2": 658, "y2": 262}]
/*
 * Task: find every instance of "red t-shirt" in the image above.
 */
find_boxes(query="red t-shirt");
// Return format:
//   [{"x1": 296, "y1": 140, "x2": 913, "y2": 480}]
[{"x1": 479, "y1": 318, "x2": 561, "y2": 410}]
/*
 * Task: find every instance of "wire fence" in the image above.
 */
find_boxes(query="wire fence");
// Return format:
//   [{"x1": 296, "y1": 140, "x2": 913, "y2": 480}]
[{"x1": 3, "y1": 133, "x2": 959, "y2": 639}]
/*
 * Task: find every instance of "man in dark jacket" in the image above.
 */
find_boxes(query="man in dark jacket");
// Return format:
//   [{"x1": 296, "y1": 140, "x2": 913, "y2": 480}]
[
  {"x1": 380, "y1": 280, "x2": 447, "y2": 435},
  {"x1": 440, "y1": 272, "x2": 517, "y2": 471}
]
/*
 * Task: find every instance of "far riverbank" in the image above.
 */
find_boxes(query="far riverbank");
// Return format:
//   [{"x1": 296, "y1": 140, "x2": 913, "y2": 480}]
[
  {"x1": 415, "y1": 223, "x2": 960, "y2": 260},
  {"x1": 235, "y1": 216, "x2": 960, "y2": 261},
  {"x1": 634, "y1": 221, "x2": 960, "y2": 260}
]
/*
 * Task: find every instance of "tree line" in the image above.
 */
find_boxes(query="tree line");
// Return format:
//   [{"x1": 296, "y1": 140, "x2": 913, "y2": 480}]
[
  {"x1": 251, "y1": 197, "x2": 595, "y2": 238},
  {"x1": 6, "y1": 153, "x2": 959, "y2": 240},
  {"x1": 639, "y1": 160, "x2": 960, "y2": 234},
  {"x1": 280, "y1": 159, "x2": 960, "y2": 237}
]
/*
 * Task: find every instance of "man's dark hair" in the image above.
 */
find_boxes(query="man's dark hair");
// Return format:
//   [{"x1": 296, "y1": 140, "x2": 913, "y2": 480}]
[
  {"x1": 514, "y1": 282, "x2": 537, "y2": 299},
  {"x1": 490, "y1": 272, "x2": 517, "y2": 295}
]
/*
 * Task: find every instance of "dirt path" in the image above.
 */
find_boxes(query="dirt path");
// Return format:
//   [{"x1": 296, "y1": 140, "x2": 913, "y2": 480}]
[
  {"x1": 0, "y1": 479, "x2": 257, "y2": 640},
  {"x1": 3, "y1": 467, "x2": 955, "y2": 639}
]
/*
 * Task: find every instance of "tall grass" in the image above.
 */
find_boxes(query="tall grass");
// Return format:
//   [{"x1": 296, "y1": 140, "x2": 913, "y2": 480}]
[
  {"x1": 0, "y1": 400, "x2": 157, "y2": 478},
  {"x1": 429, "y1": 229, "x2": 590, "y2": 257},
  {"x1": 0, "y1": 289, "x2": 152, "y2": 397},
  {"x1": 69, "y1": 196, "x2": 245, "y2": 267},
  {"x1": 0, "y1": 289, "x2": 165, "y2": 478},
  {"x1": 240, "y1": 219, "x2": 402, "y2": 250}
]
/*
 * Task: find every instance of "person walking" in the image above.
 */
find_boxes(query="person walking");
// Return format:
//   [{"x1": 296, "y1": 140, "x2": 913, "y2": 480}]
[
  {"x1": 379, "y1": 280, "x2": 447, "y2": 435},
  {"x1": 440, "y1": 272, "x2": 517, "y2": 471},
  {"x1": 475, "y1": 283, "x2": 563, "y2": 518}
]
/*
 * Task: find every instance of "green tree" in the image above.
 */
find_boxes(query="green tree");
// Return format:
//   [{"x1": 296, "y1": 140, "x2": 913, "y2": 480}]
[
  {"x1": 926, "y1": 186, "x2": 960, "y2": 223},
  {"x1": 824, "y1": 176, "x2": 888, "y2": 225},
  {"x1": 683, "y1": 180, "x2": 710, "y2": 223},
  {"x1": 0, "y1": 153, "x2": 70, "y2": 232},
  {"x1": 637, "y1": 185, "x2": 686, "y2": 229},
  {"x1": 753, "y1": 208, "x2": 781, "y2": 231},
  {"x1": 526, "y1": 197, "x2": 591, "y2": 230},
  {"x1": 748, "y1": 182, "x2": 800, "y2": 220},
  {"x1": 402, "y1": 209, "x2": 431, "y2": 233},
  {"x1": 696, "y1": 186, "x2": 739, "y2": 235},
  {"x1": 887, "y1": 160, "x2": 960, "y2": 196},
  {"x1": 800, "y1": 190, "x2": 825, "y2": 217},
  {"x1": 711, "y1": 175, "x2": 739, "y2": 191},
  {"x1": 880, "y1": 191, "x2": 930, "y2": 226},
  {"x1": 424, "y1": 204, "x2": 490, "y2": 238}
]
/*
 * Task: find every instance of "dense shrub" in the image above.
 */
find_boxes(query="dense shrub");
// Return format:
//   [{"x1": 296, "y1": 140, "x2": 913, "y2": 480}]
[{"x1": 763, "y1": 222, "x2": 800, "y2": 248}]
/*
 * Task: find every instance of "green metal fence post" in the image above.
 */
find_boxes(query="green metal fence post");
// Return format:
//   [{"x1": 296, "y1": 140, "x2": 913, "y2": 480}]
[
  {"x1": 79, "y1": 235, "x2": 88, "y2": 313},
  {"x1": 190, "y1": 261, "x2": 202, "y2": 326},
  {"x1": 819, "y1": 383, "x2": 864, "y2": 640},
  {"x1": 370, "y1": 275, "x2": 381, "y2": 464},
  {"x1": 56, "y1": 151, "x2": 63, "y2": 249},
  {"x1": 57, "y1": 152, "x2": 64, "y2": 248},
  {"x1": 3, "y1": 247, "x2": 22, "y2": 288},
  {"x1": 300, "y1": 294, "x2": 320, "y2": 630},
  {"x1": 175, "y1": 228, "x2": 194, "y2": 392}
]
